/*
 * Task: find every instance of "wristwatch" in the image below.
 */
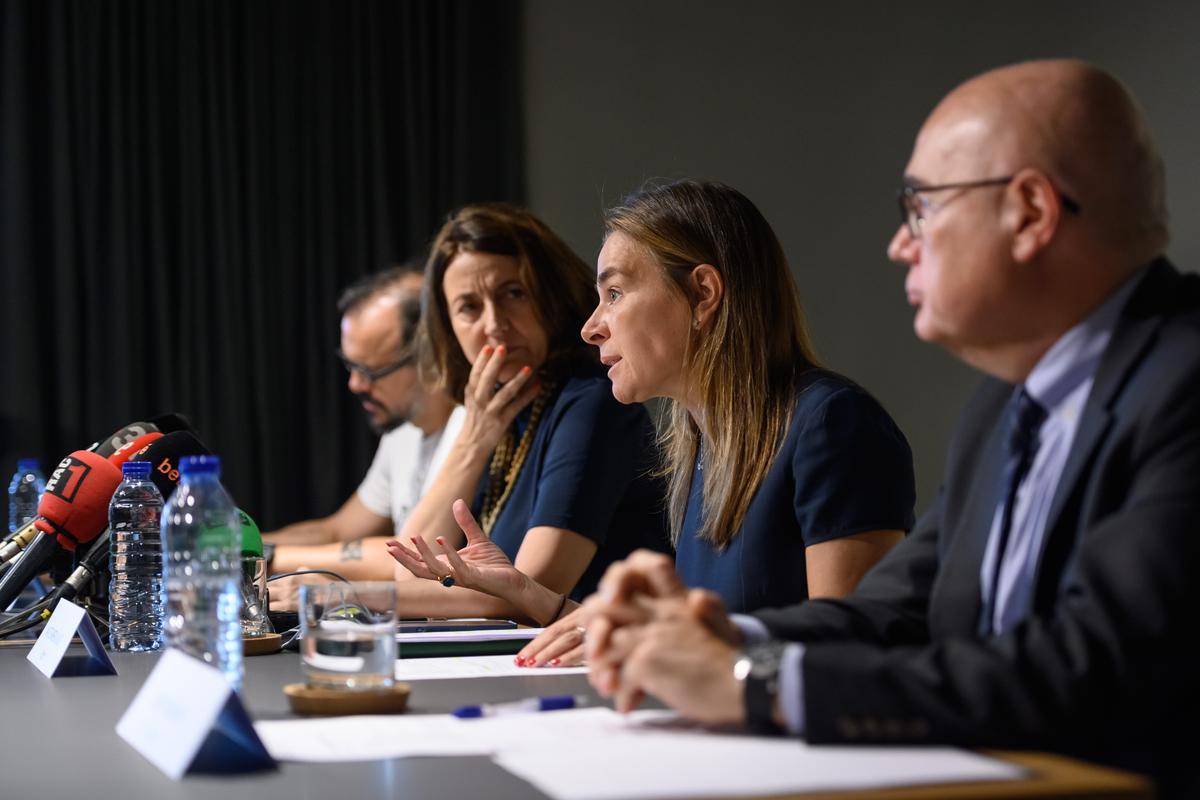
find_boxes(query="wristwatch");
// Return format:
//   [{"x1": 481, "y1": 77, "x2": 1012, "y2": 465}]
[{"x1": 734, "y1": 641, "x2": 787, "y2": 735}]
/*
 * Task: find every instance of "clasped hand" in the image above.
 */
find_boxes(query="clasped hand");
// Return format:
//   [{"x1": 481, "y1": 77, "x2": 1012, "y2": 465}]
[{"x1": 580, "y1": 550, "x2": 748, "y2": 726}]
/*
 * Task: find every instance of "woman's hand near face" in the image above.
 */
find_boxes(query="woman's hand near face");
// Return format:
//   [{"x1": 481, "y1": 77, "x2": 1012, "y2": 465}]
[
  {"x1": 455, "y1": 344, "x2": 541, "y2": 461},
  {"x1": 395, "y1": 346, "x2": 540, "y2": 550}
]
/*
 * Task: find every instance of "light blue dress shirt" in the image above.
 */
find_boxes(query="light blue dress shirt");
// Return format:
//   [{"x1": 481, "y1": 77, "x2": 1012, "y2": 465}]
[
  {"x1": 735, "y1": 268, "x2": 1146, "y2": 736},
  {"x1": 977, "y1": 272, "x2": 1138, "y2": 633}
]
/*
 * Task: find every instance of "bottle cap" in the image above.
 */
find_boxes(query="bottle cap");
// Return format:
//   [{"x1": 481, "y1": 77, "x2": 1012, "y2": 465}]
[
  {"x1": 17, "y1": 459, "x2": 40, "y2": 472},
  {"x1": 122, "y1": 461, "x2": 152, "y2": 478},
  {"x1": 180, "y1": 455, "x2": 221, "y2": 476}
]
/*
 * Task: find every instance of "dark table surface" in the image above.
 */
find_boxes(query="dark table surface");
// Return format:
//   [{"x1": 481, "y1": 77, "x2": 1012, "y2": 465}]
[
  {"x1": 0, "y1": 643, "x2": 594, "y2": 799},
  {"x1": 0, "y1": 642, "x2": 1153, "y2": 800}
]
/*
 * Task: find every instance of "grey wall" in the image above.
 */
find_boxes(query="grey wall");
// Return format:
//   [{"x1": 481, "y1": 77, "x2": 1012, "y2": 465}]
[{"x1": 521, "y1": 0, "x2": 1200, "y2": 511}]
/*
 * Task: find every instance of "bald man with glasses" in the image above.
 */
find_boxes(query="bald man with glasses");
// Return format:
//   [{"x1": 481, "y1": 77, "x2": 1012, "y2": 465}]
[{"x1": 581, "y1": 60, "x2": 1199, "y2": 797}]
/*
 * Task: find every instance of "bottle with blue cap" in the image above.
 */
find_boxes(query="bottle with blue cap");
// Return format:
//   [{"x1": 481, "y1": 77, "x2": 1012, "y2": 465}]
[
  {"x1": 161, "y1": 455, "x2": 244, "y2": 690},
  {"x1": 108, "y1": 460, "x2": 165, "y2": 651},
  {"x1": 8, "y1": 458, "x2": 45, "y2": 534}
]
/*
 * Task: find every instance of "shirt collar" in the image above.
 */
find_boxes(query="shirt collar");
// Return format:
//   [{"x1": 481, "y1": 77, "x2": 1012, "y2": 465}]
[{"x1": 1024, "y1": 266, "x2": 1148, "y2": 412}]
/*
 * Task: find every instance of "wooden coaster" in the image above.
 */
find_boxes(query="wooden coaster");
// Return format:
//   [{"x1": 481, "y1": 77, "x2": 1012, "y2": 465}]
[
  {"x1": 243, "y1": 632, "x2": 283, "y2": 656},
  {"x1": 283, "y1": 682, "x2": 411, "y2": 715}
]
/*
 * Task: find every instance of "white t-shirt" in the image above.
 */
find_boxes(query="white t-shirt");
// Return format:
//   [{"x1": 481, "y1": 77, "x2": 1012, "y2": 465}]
[{"x1": 355, "y1": 406, "x2": 465, "y2": 533}]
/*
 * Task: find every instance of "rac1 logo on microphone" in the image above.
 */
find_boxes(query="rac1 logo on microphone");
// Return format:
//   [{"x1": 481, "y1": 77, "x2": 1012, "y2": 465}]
[{"x1": 45, "y1": 455, "x2": 91, "y2": 503}]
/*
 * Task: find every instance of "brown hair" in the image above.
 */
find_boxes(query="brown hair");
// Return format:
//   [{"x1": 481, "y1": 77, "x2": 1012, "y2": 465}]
[
  {"x1": 421, "y1": 203, "x2": 597, "y2": 401},
  {"x1": 604, "y1": 180, "x2": 819, "y2": 548}
]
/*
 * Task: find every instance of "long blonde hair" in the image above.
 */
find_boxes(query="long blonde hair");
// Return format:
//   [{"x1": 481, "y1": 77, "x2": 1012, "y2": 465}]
[{"x1": 604, "y1": 181, "x2": 819, "y2": 548}]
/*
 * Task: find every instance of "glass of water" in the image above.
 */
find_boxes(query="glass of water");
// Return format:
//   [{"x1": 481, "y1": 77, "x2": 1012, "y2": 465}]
[
  {"x1": 240, "y1": 556, "x2": 272, "y2": 637},
  {"x1": 299, "y1": 581, "x2": 397, "y2": 690}
]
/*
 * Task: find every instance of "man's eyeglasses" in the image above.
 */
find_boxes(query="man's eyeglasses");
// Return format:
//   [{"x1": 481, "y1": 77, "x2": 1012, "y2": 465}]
[
  {"x1": 336, "y1": 350, "x2": 415, "y2": 383},
  {"x1": 897, "y1": 176, "x2": 1082, "y2": 238}
]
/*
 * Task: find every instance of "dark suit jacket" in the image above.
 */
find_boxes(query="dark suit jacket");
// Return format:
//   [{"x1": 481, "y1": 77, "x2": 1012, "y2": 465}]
[{"x1": 754, "y1": 259, "x2": 1200, "y2": 794}]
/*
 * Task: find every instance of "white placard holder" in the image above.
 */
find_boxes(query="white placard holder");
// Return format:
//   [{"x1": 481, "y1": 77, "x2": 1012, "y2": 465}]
[
  {"x1": 26, "y1": 599, "x2": 117, "y2": 678},
  {"x1": 116, "y1": 648, "x2": 276, "y2": 780}
]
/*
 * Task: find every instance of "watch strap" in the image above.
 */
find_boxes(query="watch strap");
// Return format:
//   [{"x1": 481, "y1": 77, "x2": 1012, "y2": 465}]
[{"x1": 742, "y1": 641, "x2": 786, "y2": 735}]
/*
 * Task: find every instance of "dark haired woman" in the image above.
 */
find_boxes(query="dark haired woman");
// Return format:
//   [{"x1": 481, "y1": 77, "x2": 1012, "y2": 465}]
[{"x1": 384, "y1": 203, "x2": 666, "y2": 621}]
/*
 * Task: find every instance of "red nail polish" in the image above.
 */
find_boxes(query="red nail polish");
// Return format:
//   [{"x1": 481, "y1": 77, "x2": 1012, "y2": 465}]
[
  {"x1": 513, "y1": 656, "x2": 524, "y2": 666},
  {"x1": 522, "y1": 366, "x2": 531, "y2": 375},
  {"x1": 550, "y1": 658, "x2": 560, "y2": 667}
]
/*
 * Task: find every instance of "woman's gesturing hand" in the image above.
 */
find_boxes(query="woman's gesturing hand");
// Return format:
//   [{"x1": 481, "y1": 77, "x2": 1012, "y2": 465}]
[{"x1": 386, "y1": 499, "x2": 527, "y2": 601}]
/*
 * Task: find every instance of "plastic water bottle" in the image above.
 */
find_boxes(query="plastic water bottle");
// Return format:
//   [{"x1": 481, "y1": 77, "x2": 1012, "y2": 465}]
[
  {"x1": 107, "y1": 461, "x2": 165, "y2": 652},
  {"x1": 8, "y1": 459, "x2": 45, "y2": 534},
  {"x1": 161, "y1": 455, "x2": 244, "y2": 691}
]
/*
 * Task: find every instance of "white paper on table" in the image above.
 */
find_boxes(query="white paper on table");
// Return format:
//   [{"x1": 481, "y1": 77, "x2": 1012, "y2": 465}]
[
  {"x1": 397, "y1": 627, "x2": 543, "y2": 644},
  {"x1": 252, "y1": 706, "x2": 623, "y2": 763},
  {"x1": 394, "y1": 654, "x2": 589, "y2": 681},
  {"x1": 490, "y1": 709, "x2": 1025, "y2": 800},
  {"x1": 253, "y1": 715, "x2": 493, "y2": 762}
]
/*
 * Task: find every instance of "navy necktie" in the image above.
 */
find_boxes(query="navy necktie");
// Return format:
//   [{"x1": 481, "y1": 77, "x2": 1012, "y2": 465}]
[{"x1": 983, "y1": 388, "x2": 1047, "y2": 635}]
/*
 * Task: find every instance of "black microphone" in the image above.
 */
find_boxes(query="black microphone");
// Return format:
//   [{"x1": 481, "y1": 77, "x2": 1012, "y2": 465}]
[
  {"x1": 39, "y1": 530, "x2": 112, "y2": 611},
  {"x1": 149, "y1": 412, "x2": 198, "y2": 436},
  {"x1": 127, "y1": 431, "x2": 213, "y2": 501},
  {"x1": 0, "y1": 535, "x2": 60, "y2": 613}
]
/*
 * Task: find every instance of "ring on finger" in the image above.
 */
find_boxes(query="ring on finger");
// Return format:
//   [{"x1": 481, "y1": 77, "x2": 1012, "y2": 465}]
[{"x1": 438, "y1": 574, "x2": 456, "y2": 588}]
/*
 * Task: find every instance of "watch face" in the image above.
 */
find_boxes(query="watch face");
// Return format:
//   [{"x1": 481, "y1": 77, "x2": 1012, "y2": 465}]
[{"x1": 748, "y1": 642, "x2": 786, "y2": 680}]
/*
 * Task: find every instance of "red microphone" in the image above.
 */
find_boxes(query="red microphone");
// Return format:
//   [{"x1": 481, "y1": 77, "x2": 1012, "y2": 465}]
[
  {"x1": 0, "y1": 433, "x2": 162, "y2": 565},
  {"x1": 127, "y1": 431, "x2": 213, "y2": 501},
  {"x1": 87, "y1": 421, "x2": 161, "y2": 459},
  {"x1": 108, "y1": 431, "x2": 165, "y2": 468},
  {"x1": 0, "y1": 451, "x2": 123, "y2": 610},
  {"x1": 35, "y1": 450, "x2": 124, "y2": 550}
]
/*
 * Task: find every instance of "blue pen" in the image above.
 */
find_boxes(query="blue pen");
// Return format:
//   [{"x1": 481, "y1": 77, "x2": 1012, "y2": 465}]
[{"x1": 452, "y1": 694, "x2": 584, "y2": 719}]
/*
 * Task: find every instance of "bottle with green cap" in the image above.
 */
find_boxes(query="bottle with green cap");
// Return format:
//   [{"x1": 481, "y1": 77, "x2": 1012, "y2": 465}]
[
  {"x1": 195, "y1": 506, "x2": 262, "y2": 556},
  {"x1": 235, "y1": 509, "x2": 273, "y2": 636}
]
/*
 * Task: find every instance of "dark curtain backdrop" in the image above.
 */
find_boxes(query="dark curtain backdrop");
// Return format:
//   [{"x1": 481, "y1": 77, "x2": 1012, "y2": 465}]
[{"x1": 0, "y1": 0, "x2": 523, "y2": 528}]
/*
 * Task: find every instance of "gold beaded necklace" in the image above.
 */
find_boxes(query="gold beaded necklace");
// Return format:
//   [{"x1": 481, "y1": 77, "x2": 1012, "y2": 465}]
[{"x1": 479, "y1": 384, "x2": 554, "y2": 534}]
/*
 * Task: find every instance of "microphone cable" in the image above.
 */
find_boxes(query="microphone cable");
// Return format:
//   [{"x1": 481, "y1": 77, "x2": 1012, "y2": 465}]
[{"x1": 266, "y1": 569, "x2": 351, "y2": 584}]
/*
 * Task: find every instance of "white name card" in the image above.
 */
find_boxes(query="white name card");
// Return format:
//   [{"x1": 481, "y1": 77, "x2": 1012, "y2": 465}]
[
  {"x1": 116, "y1": 649, "x2": 275, "y2": 780},
  {"x1": 26, "y1": 599, "x2": 117, "y2": 678}
]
